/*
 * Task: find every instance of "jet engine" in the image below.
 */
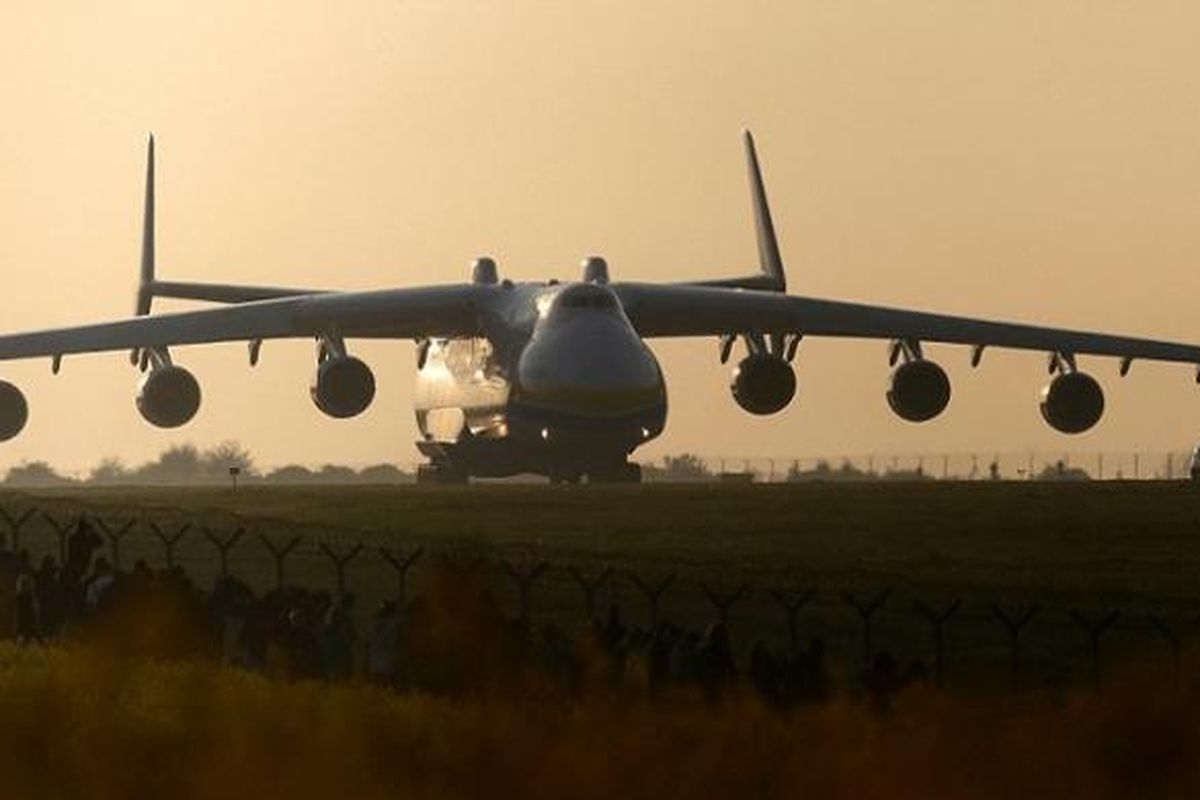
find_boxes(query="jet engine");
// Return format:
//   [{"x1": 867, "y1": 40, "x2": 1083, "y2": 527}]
[
  {"x1": 731, "y1": 354, "x2": 796, "y2": 415},
  {"x1": 0, "y1": 381, "x2": 28, "y2": 441},
  {"x1": 311, "y1": 356, "x2": 375, "y2": 418},
  {"x1": 887, "y1": 359, "x2": 951, "y2": 422},
  {"x1": 1040, "y1": 371, "x2": 1104, "y2": 434},
  {"x1": 137, "y1": 365, "x2": 201, "y2": 428}
]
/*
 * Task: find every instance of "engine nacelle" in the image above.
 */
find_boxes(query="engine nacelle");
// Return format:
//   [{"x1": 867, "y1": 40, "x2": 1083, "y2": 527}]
[
  {"x1": 887, "y1": 359, "x2": 951, "y2": 422},
  {"x1": 731, "y1": 354, "x2": 796, "y2": 415},
  {"x1": 311, "y1": 356, "x2": 375, "y2": 418},
  {"x1": 137, "y1": 365, "x2": 201, "y2": 428},
  {"x1": 0, "y1": 381, "x2": 28, "y2": 441},
  {"x1": 1040, "y1": 371, "x2": 1104, "y2": 434}
]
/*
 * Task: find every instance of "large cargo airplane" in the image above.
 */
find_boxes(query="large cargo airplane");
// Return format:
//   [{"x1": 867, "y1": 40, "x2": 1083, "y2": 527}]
[{"x1": 0, "y1": 133, "x2": 1197, "y2": 483}]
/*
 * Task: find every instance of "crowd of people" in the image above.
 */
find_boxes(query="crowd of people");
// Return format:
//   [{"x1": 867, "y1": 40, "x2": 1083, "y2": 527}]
[{"x1": 0, "y1": 518, "x2": 930, "y2": 710}]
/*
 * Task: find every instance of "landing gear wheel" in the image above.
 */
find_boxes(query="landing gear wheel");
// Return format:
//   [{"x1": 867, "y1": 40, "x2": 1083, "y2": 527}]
[
  {"x1": 416, "y1": 463, "x2": 468, "y2": 485},
  {"x1": 588, "y1": 463, "x2": 642, "y2": 484}
]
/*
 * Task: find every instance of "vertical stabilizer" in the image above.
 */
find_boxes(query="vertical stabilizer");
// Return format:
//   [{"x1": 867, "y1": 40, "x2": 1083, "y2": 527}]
[
  {"x1": 136, "y1": 135, "x2": 155, "y2": 316},
  {"x1": 743, "y1": 130, "x2": 786, "y2": 292}
]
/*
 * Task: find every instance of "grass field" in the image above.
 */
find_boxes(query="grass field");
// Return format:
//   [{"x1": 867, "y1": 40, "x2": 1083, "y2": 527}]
[
  {"x1": 0, "y1": 481, "x2": 1195, "y2": 797},
  {"x1": 18, "y1": 480, "x2": 1200, "y2": 595},
  {"x1": 6, "y1": 480, "x2": 1200, "y2": 686}
]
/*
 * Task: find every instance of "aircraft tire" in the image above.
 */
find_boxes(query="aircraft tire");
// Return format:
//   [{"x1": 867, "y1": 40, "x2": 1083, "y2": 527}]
[
  {"x1": 588, "y1": 463, "x2": 641, "y2": 484},
  {"x1": 416, "y1": 464, "x2": 468, "y2": 485}
]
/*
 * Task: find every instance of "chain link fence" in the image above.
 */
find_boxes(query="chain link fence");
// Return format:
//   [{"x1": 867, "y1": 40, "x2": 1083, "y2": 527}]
[
  {"x1": 2, "y1": 493, "x2": 1197, "y2": 691},
  {"x1": 649, "y1": 450, "x2": 1196, "y2": 483}
]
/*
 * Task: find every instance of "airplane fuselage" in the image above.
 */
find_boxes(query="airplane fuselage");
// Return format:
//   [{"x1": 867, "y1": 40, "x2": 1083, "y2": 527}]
[{"x1": 413, "y1": 281, "x2": 666, "y2": 481}]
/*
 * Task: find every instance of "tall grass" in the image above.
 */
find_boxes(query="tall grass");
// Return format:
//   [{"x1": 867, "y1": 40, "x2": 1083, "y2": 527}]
[{"x1": 0, "y1": 642, "x2": 1191, "y2": 799}]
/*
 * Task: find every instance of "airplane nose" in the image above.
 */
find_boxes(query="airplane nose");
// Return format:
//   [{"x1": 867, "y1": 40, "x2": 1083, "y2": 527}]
[{"x1": 516, "y1": 317, "x2": 665, "y2": 416}]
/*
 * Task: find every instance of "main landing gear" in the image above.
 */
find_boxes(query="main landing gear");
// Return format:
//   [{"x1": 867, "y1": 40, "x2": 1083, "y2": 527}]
[
  {"x1": 416, "y1": 463, "x2": 468, "y2": 485},
  {"x1": 550, "y1": 462, "x2": 640, "y2": 484},
  {"x1": 586, "y1": 462, "x2": 642, "y2": 484}
]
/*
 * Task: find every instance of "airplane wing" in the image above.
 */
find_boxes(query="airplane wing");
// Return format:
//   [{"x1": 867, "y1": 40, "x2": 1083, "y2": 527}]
[
  {"x1": 612, "y1": 129, "x2": 1200, "y2": 371},
  {"x1": 615, "y1": 282, "x2": 1200, "y2": 368},
  {"x1": 0, "y1": 285, "x2": 485, "y2": 361}
]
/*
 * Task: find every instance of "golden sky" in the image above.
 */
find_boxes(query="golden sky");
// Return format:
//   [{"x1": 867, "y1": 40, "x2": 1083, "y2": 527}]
[{"x1": 3, "y1": 0, "x2": 1200, "y2": 473}]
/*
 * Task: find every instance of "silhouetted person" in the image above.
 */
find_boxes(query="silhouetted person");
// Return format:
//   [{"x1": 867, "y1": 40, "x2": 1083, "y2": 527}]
[
  {"x1": 535, "y1": 623, "x2": 578, "y2": 692},
  {"x1": 365, "y1": 600, "x2": 400, "y2": 685},
  {"x1": 65, "y1": 518, "x2": 101, "y2": 586},
  {"x1": 33, "y1": 557, "x2": 61, "y2": 638},
  {"x1": 795, "y1": 637, "x2": 829, "y2": 704},
  {"x1": 84, "y1": 558, "x2": 115, "y2": 610},
  {"x1": 281, "y1": 606, "x2": 320, "y2": 680},
  {"x1": 603, "y1": 603, "x2": 625, "y2": 653},
  {"x1": 320, "y1": 594, "x2": 357, "y2": 679},
  {"x1": 12, "y1": 574, "x2": 37, "y2": 643},
  {"x1": 863, "y1": 651, "x2": 901, "y2": 713},
  {"x1": 749, "y1": 641, "x2": 780, "y2": 706},
  {"x1": 15, "y1": 549, "x2": 31, "y2": 577},
  {"x1": 698, "y1": 621, "x2": 737, "y2": 699},
  {"x1": 647, "y1": 625, "x2": 674, "y2": 694},
  {"x1": 671, "y1": 630, "x2": 702, "y2": 683},
  {"x1": 129, "y1": 559, "x2": 153, "y2": 592},
  {"x1": 903, "y1": 659, "x2": 929, "y2": 688}
]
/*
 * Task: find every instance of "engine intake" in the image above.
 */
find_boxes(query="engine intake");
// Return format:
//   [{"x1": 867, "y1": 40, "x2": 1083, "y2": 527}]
[
  {"x1": 0, "y1": 381, "x2": 29, "y2": 441},
  {"x1": 312, "y1": 356, "x2": 375, "y2": 418},
  {"x1": 731, "y1": 354, "x2": 796, "y2": 415},
  {"x1": 887, "y1": 359, "x2": 951, "y2": 422},
  {"x1": 1040, "y1": 371, "x2": 1104, "y2": 434},
  {"x1": 137, "y1": 365, "x2": 201, "y2": 428}
]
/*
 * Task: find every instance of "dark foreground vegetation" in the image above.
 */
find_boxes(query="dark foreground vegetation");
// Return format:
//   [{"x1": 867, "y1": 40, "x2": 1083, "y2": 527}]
[
  {"x1": 0, "y1": 481, "x2": 1195, "y2": 796},
  {"x1": 0, "y1": 643, "x2": 1194, "y2": 799},
  {"x1": 4, "y1": 555, "x2": 1200, "y2": 800}
]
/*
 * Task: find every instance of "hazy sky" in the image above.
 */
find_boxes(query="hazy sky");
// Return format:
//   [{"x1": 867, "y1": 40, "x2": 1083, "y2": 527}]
[{"x1": 3, "y1": 1, "x2": 1200, "y2": 474}]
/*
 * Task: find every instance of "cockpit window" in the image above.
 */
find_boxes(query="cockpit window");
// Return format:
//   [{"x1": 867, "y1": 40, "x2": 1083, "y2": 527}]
[{"x1": 559, "y1": 287, "x2": 617, "y2": 310}]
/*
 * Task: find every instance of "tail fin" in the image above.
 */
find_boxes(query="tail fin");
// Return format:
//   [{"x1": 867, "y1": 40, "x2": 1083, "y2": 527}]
[
  {"x1": 128, "y1": 136, "x2": 320, "y2": 311},
  {"x1": 136, "y1": 134, "x2": 155, "y2": 316},
  {"x1": 743, "y1": 129, "x2": 786, "y2": 292},
  {"x1": 685, "y1": 129, "x2": 788, "y2": 292}
]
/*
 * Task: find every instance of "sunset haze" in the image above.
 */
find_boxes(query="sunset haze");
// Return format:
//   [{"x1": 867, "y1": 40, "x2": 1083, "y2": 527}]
[{"x1": 3, "y1": 0, "x2": 1200, "y2": 474}]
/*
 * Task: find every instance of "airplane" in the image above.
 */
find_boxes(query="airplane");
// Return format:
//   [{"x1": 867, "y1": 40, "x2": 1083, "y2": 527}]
[{"x1": 0, "y1": 132, "x2": 1198, "y2": 483}]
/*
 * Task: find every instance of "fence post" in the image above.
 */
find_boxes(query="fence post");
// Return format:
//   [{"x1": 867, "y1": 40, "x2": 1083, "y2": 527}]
[
  {"x1": 914, "y1": 598, "x2": 963, "y2": 688},
  {"x1": 258, "y1": 534, "x2": 303, "y2": 590},
  {"x1": 699, "y1": 582, "x2": 750, "y2": 627},
  {"x1": 201, "y1": 526, "x2": 245, "y2": 578},
  {"x1": 378, "y1": 546, "x2": 424, "y2": 605},
  {"x1": 767, "y1": 587, "x2": 815, "y2": 656},
  {"x1": 990, "y1": 603, "x2": 1039, "y2": 686},
  {"x1": 500, "y1": 560, "x2": 549, "y2": 624},
  {"x1": 317, "y1": 541, "x2": 363, "y2": 597},
  {"x1": 567, "y1": 566, "x2": 613, "y2": 620},
  {"x1": 40, "y1": 512, "x2": 75, "y2": 565},
  {"x1": 1069, "y1": 608, "x2": 1120, "y2": 689},
  {"x1": 843, "y1": 589, "x2": 891, "y2": 666},
  {"x1": 628, "y1": 573, "x2": 676, "y2": 629},
  {"x1": 1149, "y1": 614, "x2": 1181, "y2": 689},
  {"x1": 148, "y1": 522, "x2": 192, "y2": 570},
  {"x1": 0, "y1": 507, "x2": 36, "y2": 551},
  {"x1": 93, "y1": 518, "x2": 135, "y2": 571}
]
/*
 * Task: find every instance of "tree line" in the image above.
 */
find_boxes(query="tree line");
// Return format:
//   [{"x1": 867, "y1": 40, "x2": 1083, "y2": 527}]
[{"x1": 3, "y1": 442, "x2": 410, "y2": 487}]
